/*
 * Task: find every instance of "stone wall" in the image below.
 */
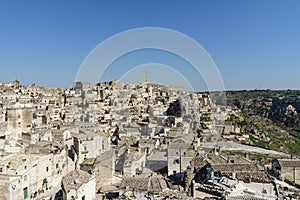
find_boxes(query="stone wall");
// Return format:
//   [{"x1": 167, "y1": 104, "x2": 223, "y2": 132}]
[{"x1": 281, "y1": 167, "x2": 300, "y2": 185}]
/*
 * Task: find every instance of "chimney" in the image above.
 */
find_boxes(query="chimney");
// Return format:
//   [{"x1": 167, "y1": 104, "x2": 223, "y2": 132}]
[{"x1": 232, "y1": 171, "x2": 236, "y2": 180}]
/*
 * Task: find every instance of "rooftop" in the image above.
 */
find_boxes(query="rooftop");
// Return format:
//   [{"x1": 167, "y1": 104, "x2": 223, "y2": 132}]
[
  {"x1": 0, "y1": 153, "x2": 40, "y2": 175},
  {"x1": 62, "y1": 170, "x2": 94, "y2": 191},
  {"x1": 278, "y1": 159, "x2": 300, "y2": 168},
  {"x1": 120, "y1": 176, "x2": 168, "y2": 193}
]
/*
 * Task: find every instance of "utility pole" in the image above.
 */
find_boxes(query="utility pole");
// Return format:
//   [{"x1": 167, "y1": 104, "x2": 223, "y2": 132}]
[
  {"x1": 180, "y1": 148, "x2": 183, "y2": 182},
  {"x1": 179, "y1": 148, "x2": 181, "y2": 176}
]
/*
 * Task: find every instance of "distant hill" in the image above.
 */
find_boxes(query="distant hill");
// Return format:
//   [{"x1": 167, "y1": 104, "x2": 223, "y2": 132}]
[{"x1": 226, "y1": 90, "x2": 300, "y2": 155}]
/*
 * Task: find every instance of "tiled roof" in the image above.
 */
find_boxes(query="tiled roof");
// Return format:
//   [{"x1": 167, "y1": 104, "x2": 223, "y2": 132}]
[
  {"x1": 229, "y1": 195, "x2": 267, "y2": 200},
  {"x1": 120, "y1": 176, "x2": 168, "y2": 193},
  {"x1": 62, "y1": 170, "x2": 93, "y2": 191},
  {"x1": 278, "y1": 159, "x2": 300, "y2": 168}
]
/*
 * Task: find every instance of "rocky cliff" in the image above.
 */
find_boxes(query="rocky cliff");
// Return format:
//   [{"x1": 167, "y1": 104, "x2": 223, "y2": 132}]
[{"x1": 227, "y1": 90, "x2": 300, "y2": 130}]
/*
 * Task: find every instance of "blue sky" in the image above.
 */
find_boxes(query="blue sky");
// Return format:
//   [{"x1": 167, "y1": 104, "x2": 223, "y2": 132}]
[{"x1": 0, "y1": 0, "x2": 300, "y2": 90}]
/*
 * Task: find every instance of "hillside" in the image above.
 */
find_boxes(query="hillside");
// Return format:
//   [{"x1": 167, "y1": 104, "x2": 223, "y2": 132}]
[{"x1": 226, "y1": 90, "x2": 300, "y2": 155}]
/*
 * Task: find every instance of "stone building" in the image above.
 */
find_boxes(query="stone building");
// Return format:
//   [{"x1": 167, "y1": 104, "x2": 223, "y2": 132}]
[
  {"x1": 62, "y1": 170, "x2": 96, "y2": 200},
  {"x1": 193, "y1": 154, "x2": 270, "y2": 184},
  {"x1": 80, "y1": 150, "x2": 115, "y2": 192},
  {"x1": 167, "y1": 141, "x2": 195, "y2": 176},
  {"x1": 73, "y1": 132, "x2": 103, "y2": 164},
  {"x1": 7, "y1": 107, "x2": 33, "y2": 137},
  {"x1": 272, "y1": 159, "x2": 300, "y2": 185},
  {"x1": 0, "y1": 147, "x2": 68, "y2": 200},
  {"x1": 116, "y1": 148, "x2": 147, "y2": 177}
]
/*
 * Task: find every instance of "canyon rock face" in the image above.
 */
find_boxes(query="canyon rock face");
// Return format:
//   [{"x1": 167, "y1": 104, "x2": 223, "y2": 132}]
[{"x1": 227, "y1": 90, "x2": 300, "y2": 130}]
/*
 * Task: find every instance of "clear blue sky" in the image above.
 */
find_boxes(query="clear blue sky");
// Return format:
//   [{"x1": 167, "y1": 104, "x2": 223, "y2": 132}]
[{"x1": 0, "y1": 0, "x2": 300, "y2": 90}]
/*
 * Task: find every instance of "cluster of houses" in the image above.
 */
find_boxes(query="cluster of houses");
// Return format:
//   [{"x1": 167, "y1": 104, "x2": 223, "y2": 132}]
[{"x1": 0, "y1": 79, "x2": 299, "y2": 200}]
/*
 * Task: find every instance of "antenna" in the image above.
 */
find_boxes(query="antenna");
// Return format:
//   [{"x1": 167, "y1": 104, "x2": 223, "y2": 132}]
[{"x1": 145, "y1": 71, "x2": 148, "y2": 83}]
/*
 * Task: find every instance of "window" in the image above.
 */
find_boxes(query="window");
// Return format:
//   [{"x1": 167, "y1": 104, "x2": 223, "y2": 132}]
[
  {"x1": 23, "y1": 187, "x2": 28, "y2": 199},
  {"x1": 56, "y1": 163, "x2": 59, "y2": 169},
  {"x1": 82, "y1": 195, "x2": 85, "y2": 200},
  {"x1": 46, "y1": 166, "x2": 49, "y2": 172},
  {"x1": 173, "y1": 159, "x2": 180, "y2": 164}
]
